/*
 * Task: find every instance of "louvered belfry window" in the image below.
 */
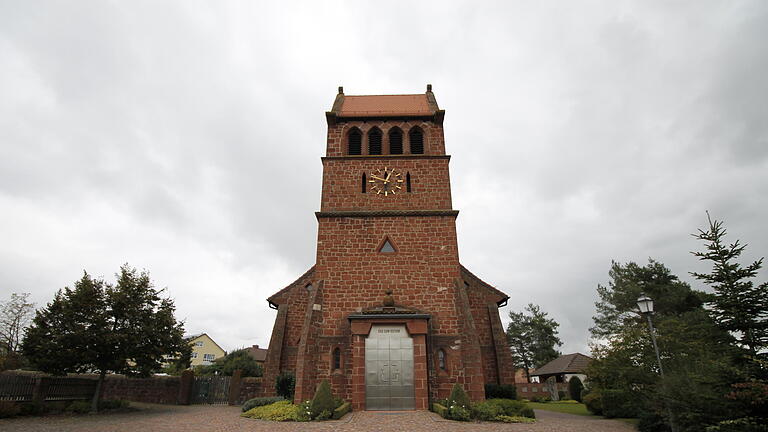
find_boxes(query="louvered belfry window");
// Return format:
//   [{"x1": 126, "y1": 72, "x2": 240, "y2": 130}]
[
  {"x1": 348, "y1": 128, "x2": 362, "y2": 155},
  {"x1": 389, "y1": 128, "x2": 403, "y2": 154},
  {"x1": 409, "y1": 127, "x2": 424, "y2": 154},
  {"x1": 368, "y1": 128, "x2": 382, "y2": 155}
]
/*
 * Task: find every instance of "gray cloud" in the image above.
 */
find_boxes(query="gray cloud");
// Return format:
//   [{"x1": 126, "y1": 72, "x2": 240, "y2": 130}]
[{"x1": 1, "y1": 1, "x2": 766, "y2": 356}]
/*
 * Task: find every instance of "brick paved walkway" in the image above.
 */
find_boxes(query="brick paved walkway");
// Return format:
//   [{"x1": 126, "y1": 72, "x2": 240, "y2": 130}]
[{"x1": 0, "y1": 404, "x2": 637, "y2": 431}]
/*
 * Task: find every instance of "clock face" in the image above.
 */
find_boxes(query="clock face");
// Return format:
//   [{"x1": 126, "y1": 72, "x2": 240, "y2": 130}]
[{"x1": 368, "y1": 167, "x2": 403, "y2": 196}]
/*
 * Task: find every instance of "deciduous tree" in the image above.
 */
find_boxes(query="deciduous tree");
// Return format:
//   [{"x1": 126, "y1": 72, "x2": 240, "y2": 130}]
[{"x1": 0, "y1": 292, "x2": 35, "y2": 370}]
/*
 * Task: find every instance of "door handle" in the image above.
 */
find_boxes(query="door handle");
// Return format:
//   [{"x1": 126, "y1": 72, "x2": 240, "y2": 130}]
[{"x1": 380, "y1": 364, "x2": 389, "y2": 382}]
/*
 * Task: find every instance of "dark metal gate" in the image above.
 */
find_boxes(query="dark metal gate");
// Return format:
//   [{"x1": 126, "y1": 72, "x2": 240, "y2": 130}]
[{"x1": 191, "y1": 376, "x2": 231, "y2": 405}]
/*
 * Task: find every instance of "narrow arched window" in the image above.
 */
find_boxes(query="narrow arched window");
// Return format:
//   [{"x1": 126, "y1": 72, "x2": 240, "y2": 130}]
[
  {"x1": 438, "y1": 349, "x2": 446, "y2": 370},
  {"x1": 368, "y1": 127, "x2": 382, "y2": 155},
  {"x1": 332, "y1": 347, "x2": 341, "y2": 370},
  {"x1": 389, "y1": 128, "x2": 403, "y2": 154},
  {"x1": 406, "y1": 172, "x2": 411, "y2": 193},
  {"x1": 362, "y1": 173, "x2": 367, "y2": 193},
  {"x1": 348, "y1": 128, "x2": 362, "y2": 155},
  {"x1": 409, "y1": 127, "x2": 424, "y2": 154}
]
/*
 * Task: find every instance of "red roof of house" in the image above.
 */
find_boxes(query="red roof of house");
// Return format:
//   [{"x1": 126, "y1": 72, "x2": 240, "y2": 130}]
[{"x1": 247, "y1": 345, "x2": 268, "y2": 362}]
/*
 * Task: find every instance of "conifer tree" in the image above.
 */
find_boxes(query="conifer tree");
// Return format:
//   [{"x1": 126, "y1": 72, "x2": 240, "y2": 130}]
[
  {"x1": 691, "y1": 213, "x2": 768, "y2": 357},
  {"x1": 22, "y1": 265, "x2": 189, "y2": 412}
]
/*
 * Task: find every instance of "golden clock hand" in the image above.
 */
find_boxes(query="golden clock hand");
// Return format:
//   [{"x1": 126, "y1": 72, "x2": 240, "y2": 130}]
[{"x1": 370, "y1": 175, "x2": 387, "y2": 182}]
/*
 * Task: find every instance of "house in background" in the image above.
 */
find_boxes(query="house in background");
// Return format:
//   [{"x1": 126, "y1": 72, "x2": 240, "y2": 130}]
[
  {"x1": 246, "y1": 344, "x2": 268, "y2": 367},
  {"x1": 530, "y1": 352, "x2": 592, "y2": 384},
  {"x1": 186, "y1": 333, "x2": 226, "y2": 366}
]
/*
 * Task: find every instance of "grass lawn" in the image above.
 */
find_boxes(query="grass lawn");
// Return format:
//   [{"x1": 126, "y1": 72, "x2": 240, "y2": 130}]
[
  {"x1": 527, "y1": 401, "x2": 592, "y2": 416},
  {"x1": 527, "y1": 402, "x2": 639, "y2": 425}
]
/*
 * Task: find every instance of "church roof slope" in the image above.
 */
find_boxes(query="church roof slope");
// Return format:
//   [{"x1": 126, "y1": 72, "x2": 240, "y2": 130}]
[
  {"x1": 267, "y1": 265, "x2": 316, "y2": 306},
  {"x1": 339, "y1": 94, "x2": 434, "y2": 117},
  {"x1": 459, "y1": 264, "x2": 509, "y2": 305},
  {"x1": 531, "y1": 353, "x2": 593, "y2": 377},
  {"x1": 327, "y1": 85, "x2": 443, "y2": 121}
]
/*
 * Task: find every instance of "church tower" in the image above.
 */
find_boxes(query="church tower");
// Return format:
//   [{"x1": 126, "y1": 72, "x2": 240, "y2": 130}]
[{"x1": 261, "y1": 86, "x2": 515, "y2": 411}]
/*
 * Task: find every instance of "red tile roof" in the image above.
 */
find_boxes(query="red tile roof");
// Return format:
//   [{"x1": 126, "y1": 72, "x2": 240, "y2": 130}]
[{"x1": 339, "y1": 94, "x2": 434, "y2": 117}]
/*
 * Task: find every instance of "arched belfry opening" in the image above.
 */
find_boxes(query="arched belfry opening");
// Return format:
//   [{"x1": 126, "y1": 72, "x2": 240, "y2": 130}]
[
  {"x1": 389, "y1": 127, "x2": 403, "y2": 154},
  {"x1": 348, "y1": 127, "x2": 362, "y2": 155},
  {"x1": 409, "y1": 127, "x2": 424, "y2": 154},
  {"x1": 368, "y1": 127, "x2": 382, "y2": 155}
]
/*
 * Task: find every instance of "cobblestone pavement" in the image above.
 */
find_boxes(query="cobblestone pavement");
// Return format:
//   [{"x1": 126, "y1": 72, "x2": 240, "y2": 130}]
[{"x1": 0, "y1": 404, "x2": 637, "y2": 432}]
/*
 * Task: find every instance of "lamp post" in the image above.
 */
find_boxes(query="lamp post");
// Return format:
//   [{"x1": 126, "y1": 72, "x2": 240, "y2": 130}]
[{"x1": 636, "y1": 293, "x2": 677, "y2": 432}]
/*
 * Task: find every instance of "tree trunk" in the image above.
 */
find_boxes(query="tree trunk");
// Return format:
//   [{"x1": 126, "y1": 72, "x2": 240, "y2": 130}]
[{"x1": 91, "y1": 370, "x2": 106, "y2": 413}]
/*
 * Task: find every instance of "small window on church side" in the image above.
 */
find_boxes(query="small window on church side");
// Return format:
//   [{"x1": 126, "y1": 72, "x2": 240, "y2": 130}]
[
  {"x1": 409, "y1": 127, "x2": 424, "y2": 154},
  {"x1": 389, "y1": 128, "x2": 403, "y2": 154},
  {"x1": 379, "y1": 239, "x2": 395, "y2": 253},
  {"x1": 362, "y1": 173, "x2": 366, "y2": 193},
  {"x1": 305, "y1": 283, "x2": 313, "y2": 291},
  {"x1": 438, "y1": 349, "x2": 447, "y2": 370},
  {"x1": 348, "y1": 128, "x2": 362, "y2": 155},
  {"x1": 332, "y1": 347, "x2": 341, "y2": 370},
  {"x1": 406, "y1": 172, "x2": 411, "y2": 193},
  {"x1": 368, "y1": 127, "x2": 382, "y2": 155}
]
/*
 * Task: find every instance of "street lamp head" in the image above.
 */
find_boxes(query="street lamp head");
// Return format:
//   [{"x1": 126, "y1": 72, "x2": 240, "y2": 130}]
[{"x1": 637, "y1": 293, "x2": 654, "y2": 314}]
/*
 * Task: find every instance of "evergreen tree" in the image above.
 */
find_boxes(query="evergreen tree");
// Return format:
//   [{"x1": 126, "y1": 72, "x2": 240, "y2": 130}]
[
  {"x1": 22, "y1": 265, "x2": 189, "y2": 412},
  {"x1": 506, "y1": 303, "x2": 562, "y2": 382},
  {"x1": 691, "y1": 213, "x2": 768, "y2": 357},
  {"x1": 588, "y1": 259, "x2": 740, "y2": 431}
]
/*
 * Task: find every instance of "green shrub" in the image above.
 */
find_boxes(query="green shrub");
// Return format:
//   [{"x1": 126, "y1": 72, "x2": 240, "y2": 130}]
[
  {"x1": 447, "y1": 405, "x2": 471, "y2": 421},
  {"x1": 275, "y1": 372, "x2": 295, "y2": 400},
  {"x1": 705, "y1": 417, "x2": 768, "y2": 432},
  {"x1": 99, "y1": 399, "x2": 130, "y2": 410},
  {"x1": 316, "y1": 409, "x2": 332, "y2": 420},
  {"x1": 568, "y1": 376, "x2": 584, "y2": 402},
  {"x1": 601, "y1": 389, "x2": 640, "y2": 418},
  {"x1": 242, "y1": 397, "x2": 284, "y2": 412},
  {"x1": 309, "y1": 380, "x2": 335, "y2": 419},
  {"x1": 637, "y1": 410, "x2": 670, "y2": 432},
  {"x1": 447, "y1": 383, "x2": 471, "y2": 409},
  {"x1": 471, "y1": 400, "x2": 503, "y2": 420},
  {"x1": 0, "y1": 401, "x2": 21, "y2": 418},
  {"x1": 333, "y1": 396, "x2": 344, "y2": 409},
  {"x1": 484, "y1": 383, "x2": 517, "y2": 400},
  {"x1": 432, "y1": 402, "x2": 448, "y2": 418},
  {"x1": 332, "y1": 402, "x2": 351, "y2": 419},
  {"x1": 295, "y1": 400, "x2": 312, "y2": 422},
  {"x1": 18, "y1": 402, "x2": 46, "y2": 416},
  {"x1": 65, "y1": 401, "x2": 91, "y2": 414},
  {"x1": 241, "y1": 400, "x2": 298, "y2": 421},
  {"x1": 583, "y1": 391, "x2": 603, "y2": 415},
  {"x1": 496, "y1": 415, "x2": 536, "y2": 423}
]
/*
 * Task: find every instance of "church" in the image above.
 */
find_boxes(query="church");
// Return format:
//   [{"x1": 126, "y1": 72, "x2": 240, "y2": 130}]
[{"x1": 261, "y1": 86, "x2": 515, "y2": 411}]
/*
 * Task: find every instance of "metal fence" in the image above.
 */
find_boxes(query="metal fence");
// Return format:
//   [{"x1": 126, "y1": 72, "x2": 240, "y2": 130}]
[{"x1": 190, "y1": 375, "x2": 231, "y2": 405}]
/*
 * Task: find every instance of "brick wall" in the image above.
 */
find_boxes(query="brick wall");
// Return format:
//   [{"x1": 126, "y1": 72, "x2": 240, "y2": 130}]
[
  {"x1": 101, "y1": 375, "x2": 180, "y2": 404},
  {"x1": 238, "y1": 377, "x2": 262, "y2": 403}
]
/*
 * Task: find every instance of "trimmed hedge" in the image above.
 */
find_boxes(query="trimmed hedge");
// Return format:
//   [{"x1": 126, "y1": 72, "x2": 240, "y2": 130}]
[
  {"x1": 497, "y1": 415, "x2": 536, "y2": 423},
  {"x1": 583, "y1": 391, "x2": 603, "y2": 415},
  {"x1": 484, "y1": 383, "x2": 517, "y2": 400},
  {"x1": 332, "y1": 402, "x2": 351, "y2": 419},
  {"x1": 242, "y1": 397, "x2": 284, "y2": 412},
  {"x1": 432, "y1": 402, "x2": 448, "y2": 418}
]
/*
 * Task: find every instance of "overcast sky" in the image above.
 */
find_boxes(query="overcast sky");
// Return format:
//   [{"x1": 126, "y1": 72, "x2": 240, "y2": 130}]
[{"x1": 1, "y1": 1, "x2": 766, "y2": 357}]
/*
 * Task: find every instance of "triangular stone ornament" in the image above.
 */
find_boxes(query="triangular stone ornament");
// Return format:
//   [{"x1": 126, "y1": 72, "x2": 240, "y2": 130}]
[{"x1": 378, "y1": 238, "x2": 396, "y2": 253}]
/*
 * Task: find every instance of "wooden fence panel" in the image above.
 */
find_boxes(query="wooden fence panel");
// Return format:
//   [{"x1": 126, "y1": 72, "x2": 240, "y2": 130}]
[
  {"x1": 0, "y1": 375, "x2": 36, "y2": 401},
  {"x1": 45, "y1": 377, "x2": 97, "y2": 401}
]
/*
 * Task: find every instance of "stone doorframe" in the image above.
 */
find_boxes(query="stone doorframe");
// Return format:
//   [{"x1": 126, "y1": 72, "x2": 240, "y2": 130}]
[{"x1": 348, "y1": 313, "x2": 430, "y2": 411}]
